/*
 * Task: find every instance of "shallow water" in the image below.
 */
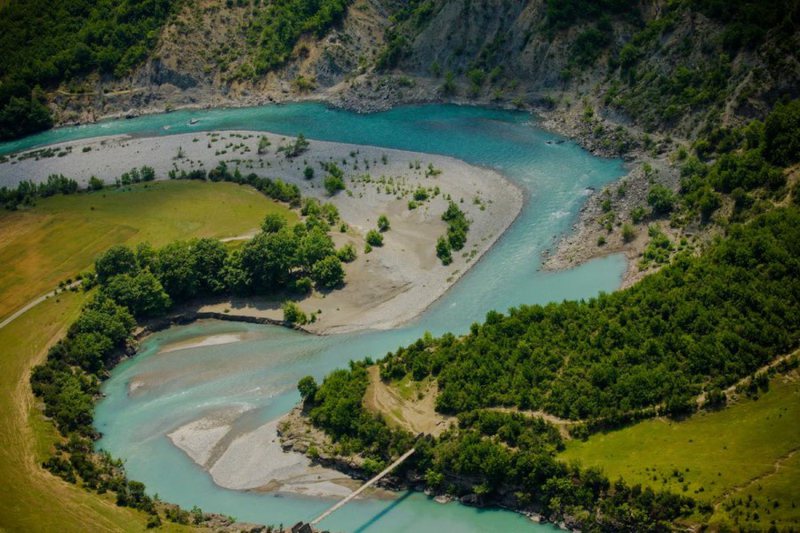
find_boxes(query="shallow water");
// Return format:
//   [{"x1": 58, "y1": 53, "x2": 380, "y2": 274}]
[{"x1": 7, "y1": 103, "x2": 628, "y2": 531}]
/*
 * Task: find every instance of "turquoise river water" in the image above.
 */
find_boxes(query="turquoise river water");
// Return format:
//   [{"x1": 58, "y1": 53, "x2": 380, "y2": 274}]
[{"x1": 2, "y1": 103, "x2": 628, "y2": 531}]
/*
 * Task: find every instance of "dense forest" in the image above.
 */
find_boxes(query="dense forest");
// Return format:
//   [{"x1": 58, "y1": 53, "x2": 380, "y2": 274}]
[
  {"x1": 0, "y1": 0, "x2": 178, "y2": 140},
  {"x1": 0, "y1": 0, "x2": 353, "y2": 140},
  {"x1": 299, "y1": 203, "x2": 799, "y2": 526},
  {"x1": 372, "y1": 100, "x2": 800, "y2": 423}
]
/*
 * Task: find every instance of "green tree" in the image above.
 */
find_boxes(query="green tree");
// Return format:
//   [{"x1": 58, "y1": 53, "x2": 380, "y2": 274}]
[
  {"x1": 102, "y1": 271, "x2": 171, "y2": 318},
  {"x1": 436, "y1": 236, "x2": 452, "y2": 265},
  {"x1": 88, "y1": 176, "x2": 104, "y2": 191},
  {"x1": 764, "y1": 99, "x2": 800, "y2": 166},
  {"x1": 298, "y1": 227, "x2": 336, "y2": 266},
  {"x1": 192, "y1": 238, "x2": 228, "y2": 293},
  {"x1": 647, "y1": 185, "x2": 675, "y2": 215},
  {"x1": 94, "y1": 245, "x2": 138, "y2": 283},
  {"x1": 311, "y1": 255, "x2": 345, "y2": 289},
  {"x1": 298, "y1": 375, "x2": 319, "y2": 402},
  {"x1": 262, "y1": 213, "x2": 287, "y2": 233},
  {"x1": 240, "y1": 230, "x2": 299, "y2": 292}
]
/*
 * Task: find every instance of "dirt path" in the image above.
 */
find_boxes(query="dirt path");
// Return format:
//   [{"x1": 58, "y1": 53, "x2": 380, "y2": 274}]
[
  {"x1": 712, "y1": 448, "x2": 799, "y2": 511},
  {"x1": 363, "y1": 367, "x2": 454, "y2": 437},
  {"x1": 696, "y1": 349, "x2": 800, "y2": 406},
  {"x1": 0, "y1": 281, "x2": 81, "y2": 331},
  {"x1": 486, "y1": 407, "x2": 575, "y2": 440}
]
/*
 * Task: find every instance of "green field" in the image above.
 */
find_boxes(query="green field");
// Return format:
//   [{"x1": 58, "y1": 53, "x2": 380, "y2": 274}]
[
  {"x1": 0, "y1": 180, "x2": 295, "y2": 531},
  {"x1": 561, "y1": 374, "x2": 800, "y2": 530},
  {"x1": 0, "y1": 292, "x2": 159, "y2": 531},
  {"x1": 0, "y1": 180, "x2": 296, "y2": 321}
]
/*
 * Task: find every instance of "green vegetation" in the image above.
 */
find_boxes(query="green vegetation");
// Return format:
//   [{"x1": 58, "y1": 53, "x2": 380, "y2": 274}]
[
  {"x1": 676, "y1": 101, "x2": 796, "y2": 224},
  {"x1": 322, "y1": 162, "x2": 346, "y2": 195},
  {"x1": 247, "y1": 0, "x2": 352, "y2": 75},
  {"x1": 171, "y1": 161, "x2": 302, "y2": 206},
  {"x1": 436, "y1": 236, "x2": 452, "y2": 265},
  {"x1": 365, "y1": 229, "x2": 383, "y2": 247},
  {"x1": 365, "y1": 207, "x2": 800, "y2": 424},
  {"x1": 282, "y1": 301, "x2": 308, "y2": 324},
  {"x1": 336, "y1": 243, "x2": 357, "y2": 263},
  {"x1": 0, "y1": 180, "x2": 291, "y2": 323},
  {"x1": 303, "y1": 199, "x2": 800, "y2": 527},
  {"x1": 27, "y1": 202, "x2": 346, "y2": 523},
  {"x1": 281, "y1": 133, "x2": 310, "y2": 159},
  {"x1": 300, "y1": 360, "x2": 696, "y2": 529},
  {"x1": 0, "y1": 293, "x2": 166, "y2": 531},
  {"x1": 436, "y1": 201, "x2": 470, "y2": 264},
  {"x1": 377, "y1": 214, "x2": 390, "y2": 232},
  {"x1": 1, "y1": 166, "x2": 159, "y2": 211},
  {"x1": 561, "y1": 371, "x2": 800, "y2": 530},
  {"x1": 0, "y1": 0, "x2": 178, "y2": 140}
]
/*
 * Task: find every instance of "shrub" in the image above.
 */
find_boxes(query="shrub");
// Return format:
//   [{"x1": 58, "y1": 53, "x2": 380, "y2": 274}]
[
  {"x1": 631, "y1": 206, "x2": 646, "y2": 223},
  {"x1": 377, "y1": 214, "x2": 390, "y2": 232},
  {"x1": 622, "y1": 223, "x2": 636, "y2": 243},
  {"x1": 647, "y1": 185, "x2": 675, "y2": 215},
  {"x1": 324, "y1": 174, "x2": 345, "y2": 195},
  {"x1": 282, "y1": 301, "x2": 307, "y2": 324},
  {"x1": 436, "y1": 236, "x2": 452, "y2": 265},
  {"x1": 366, "y1": 229, "x2": 384, "y2": 247},
  {"x1": 88, "y1": 176, "x2": 104, "y2": 191},
  {"x1": 337, "y1": 243, "x2": 357, "y2": 263}
]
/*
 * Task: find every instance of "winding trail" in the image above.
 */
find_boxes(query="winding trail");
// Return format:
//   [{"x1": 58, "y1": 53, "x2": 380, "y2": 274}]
[
  {"x1": 713, "y1": 448, "x2": 800, "y2": 511},
  {"x1": 0, "y1": 281, "x2": 81, "y2": 331}
]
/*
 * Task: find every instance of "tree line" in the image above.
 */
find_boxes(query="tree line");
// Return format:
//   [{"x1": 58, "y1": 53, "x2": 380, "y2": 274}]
[{"x1": 29, "y1": 201, "x2": 349, "y2": 521}]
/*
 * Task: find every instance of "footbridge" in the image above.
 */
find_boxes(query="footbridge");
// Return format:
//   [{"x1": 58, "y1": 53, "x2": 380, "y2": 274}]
[{"x1": 298, "y1": 447, "x2": 416, "y2": 531}]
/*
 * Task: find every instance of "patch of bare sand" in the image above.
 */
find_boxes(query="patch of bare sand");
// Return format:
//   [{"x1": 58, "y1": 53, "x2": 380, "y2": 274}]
[
  {"x1": 160, "y1": 332, "x2": 246, "y2": 353},
  {"x1": 169, "y1": 412, "x2": 356, "y2": 497},
  {"x1": 0, "y1": 130, "x2": 524, "y2": 334},
  {"x1": 363, "y1": 366, "x2": 454, "y2": 437}
]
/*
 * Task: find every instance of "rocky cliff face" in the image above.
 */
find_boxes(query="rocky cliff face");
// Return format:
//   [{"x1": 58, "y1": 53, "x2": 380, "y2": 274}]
[
  {"x1": 51, "y1": 0, "x2": 798, "y2": 147},
  {"x1": 385, "y1": 0, "x2": 799, "y2": 136}
]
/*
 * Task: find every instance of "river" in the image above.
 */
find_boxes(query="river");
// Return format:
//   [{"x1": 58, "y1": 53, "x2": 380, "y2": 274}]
[{"x1": 3, "y1": 103, "x2": 627, "y2": 531}]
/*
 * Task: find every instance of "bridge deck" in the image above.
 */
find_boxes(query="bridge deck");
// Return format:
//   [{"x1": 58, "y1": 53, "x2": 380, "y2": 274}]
[{"x1": 309, "y1": 447, "x2": 416, "y2": 526}]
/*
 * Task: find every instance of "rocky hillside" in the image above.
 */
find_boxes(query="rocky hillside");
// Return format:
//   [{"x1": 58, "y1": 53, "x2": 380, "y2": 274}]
[{"x1": 41, "y1": 0, "x2": 798, "y2": 142}]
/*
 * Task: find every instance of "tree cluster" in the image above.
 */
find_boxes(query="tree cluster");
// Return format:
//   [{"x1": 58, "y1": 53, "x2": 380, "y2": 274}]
[
  {"x1": 247, "y1": 0, "x2": 351, "y2": 76},
  {"x1": 380, "y1": 207, "x2": 800, "y2": 422},
  {"x1": 679, "y1": 99, "x2": 798, "y2": 223},
  {"x1": 169, "y1": 162, "x2": 302, "y2": 207},
  {"x1": 436, "y1": 201, "x2": 470, "y2": 264}
]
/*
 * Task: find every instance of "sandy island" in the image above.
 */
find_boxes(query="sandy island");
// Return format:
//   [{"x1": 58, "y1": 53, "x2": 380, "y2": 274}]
[{"x1": 0, "y1": 129, "x2": 523, "y2": 335}]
